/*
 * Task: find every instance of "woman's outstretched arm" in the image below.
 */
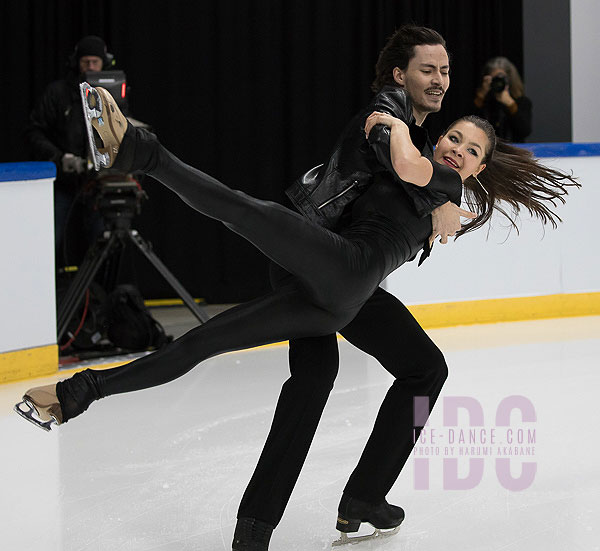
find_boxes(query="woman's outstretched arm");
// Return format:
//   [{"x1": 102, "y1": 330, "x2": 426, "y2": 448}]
[{"x1": 364, "y1": 111, "x2": 433, "y2": 187}]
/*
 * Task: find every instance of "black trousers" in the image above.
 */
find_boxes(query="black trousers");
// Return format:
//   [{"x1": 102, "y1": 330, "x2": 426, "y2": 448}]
[
  {"x1": 237, "y1": 266, "x2": 448, "y2": 527},
  {"x1": 76, "y1": 134, "x2": 447, "y2": 529}
]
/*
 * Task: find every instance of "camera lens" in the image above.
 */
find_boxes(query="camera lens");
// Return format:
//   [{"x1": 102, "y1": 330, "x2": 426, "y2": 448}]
[{"x1": 490, "y1": 75, "x2": 508, "y2": 93}]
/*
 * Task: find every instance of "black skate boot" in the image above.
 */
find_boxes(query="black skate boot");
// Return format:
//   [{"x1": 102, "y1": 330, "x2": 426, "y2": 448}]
[
  {"x1": 232, "y1": 517, "x2": 274, "y2": 551},
  {"x1": 14, "y1": 370, "x2": 102, "y2": 431},
  {"x1": 332, "y1": 493, "x2": 405, "y2": 546},
  {"x1": 79, "y1": 82, "x2": 159, "y2": 173}
]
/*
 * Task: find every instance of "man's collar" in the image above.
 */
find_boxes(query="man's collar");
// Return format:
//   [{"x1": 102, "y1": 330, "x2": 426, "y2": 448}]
[{"x1": 408, "y1": 123, "x2": 432, "y2": 154}]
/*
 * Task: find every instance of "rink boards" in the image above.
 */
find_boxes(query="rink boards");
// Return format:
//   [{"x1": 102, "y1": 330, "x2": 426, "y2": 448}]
[{"x1": 1, "y1": 146, "x2": 599, "y2": 384}]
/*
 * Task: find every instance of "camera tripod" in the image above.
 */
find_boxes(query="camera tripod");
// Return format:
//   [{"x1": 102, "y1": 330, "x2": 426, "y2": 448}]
[{"x1": 57, "y1": 178, "x2": 209, "y2": 343}]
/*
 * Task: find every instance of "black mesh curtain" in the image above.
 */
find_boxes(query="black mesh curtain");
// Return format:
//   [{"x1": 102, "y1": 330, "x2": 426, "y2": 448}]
[{"x1": 1, "y1": 0, "x2": 522, "y2": 302}]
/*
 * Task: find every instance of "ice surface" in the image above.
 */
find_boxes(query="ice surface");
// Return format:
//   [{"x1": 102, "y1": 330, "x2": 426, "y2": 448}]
[{"x1": 1, "y1": 317, "x2": 599, "y2": 550}]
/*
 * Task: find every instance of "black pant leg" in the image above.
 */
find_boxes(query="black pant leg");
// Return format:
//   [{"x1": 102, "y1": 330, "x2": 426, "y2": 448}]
[
  {"x1": 237, "y1": 264, "x2": 339, "y2": 526},
  {"x1": 237, "y1": 333, "x2": 339, "y2": 527},
  {"x1": 93, "y1": 283, "x2": 345, "y2": 398},
  {"x1": 339, "y1": 287, "x2": 448, "y2": 503},
  {"x1": 237, "y1": 283, "x2": 448, "y2": 524}
]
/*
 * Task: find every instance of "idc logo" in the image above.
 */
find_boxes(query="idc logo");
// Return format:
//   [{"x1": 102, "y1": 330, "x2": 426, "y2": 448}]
[{"x1": 412, "y1": 395, "x2": 537, "y2": 491}]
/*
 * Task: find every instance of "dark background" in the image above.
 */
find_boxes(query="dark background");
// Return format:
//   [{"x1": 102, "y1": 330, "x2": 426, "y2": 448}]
[{"x1": 1, "y1": 0, "x2": 523, "y2": 303}]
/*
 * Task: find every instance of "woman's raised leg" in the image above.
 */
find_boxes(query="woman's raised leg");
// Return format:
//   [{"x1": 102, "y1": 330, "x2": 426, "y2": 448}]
[
  {"x1": 86, "y1": 88, "x2": 381, "y2": 311},
  {"x1": 146, "y1": 144, "x2": 379, "y2": 311}
]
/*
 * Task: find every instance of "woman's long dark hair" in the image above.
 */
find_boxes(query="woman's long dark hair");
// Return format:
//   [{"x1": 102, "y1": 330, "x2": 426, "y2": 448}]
[{"x1": 452, "y1": 116, "x2": 580, "y2": 238}]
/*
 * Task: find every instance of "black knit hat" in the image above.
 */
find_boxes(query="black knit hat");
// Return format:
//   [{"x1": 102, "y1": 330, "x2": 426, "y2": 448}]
[{"x1": 75, "y1": 35, "x2": 107, "y2": 60}]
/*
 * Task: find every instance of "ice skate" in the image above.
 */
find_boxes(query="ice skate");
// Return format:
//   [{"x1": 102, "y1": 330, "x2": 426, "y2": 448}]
[
  {"x1": 15, "y1": 370, "x2": 101, "y2": 431},
  {"x1": 332, "y1": 525, "x2": 401, "y2": 547},
  {"x1": 79, "y1": 82, "x2": 128, "y2": 170},
  {"x1": 232, "y1": 517, "x2": 274, "y2": 551},
  {"x1": 14, "y1": 384, "x2": 63, "y2": 432},
  {"x1": 332, "y1": 494, "x2": 404, "y2": 547}
]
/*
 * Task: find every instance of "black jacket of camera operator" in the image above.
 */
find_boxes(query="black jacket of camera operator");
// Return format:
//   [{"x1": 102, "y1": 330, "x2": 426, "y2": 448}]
[{"x1": 26, "y1": 71, "x2": 89, "y2": 193}]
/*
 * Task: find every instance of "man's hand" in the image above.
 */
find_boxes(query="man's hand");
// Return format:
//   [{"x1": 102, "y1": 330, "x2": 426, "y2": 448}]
[
  {"x1": 61, "y1": 153, "x2": 87, "y2": 174},
  {"x1": 429, "y1": 201, "x2": 476, "y2": 246}
]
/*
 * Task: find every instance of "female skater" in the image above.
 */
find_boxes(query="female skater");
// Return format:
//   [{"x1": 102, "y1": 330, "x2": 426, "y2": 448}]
[{"x1": 16, "y1": 85, "x2": 578, "y2": 549}]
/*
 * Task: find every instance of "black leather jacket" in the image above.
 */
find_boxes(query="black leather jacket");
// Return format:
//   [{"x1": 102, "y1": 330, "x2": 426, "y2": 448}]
[{"x1": 285, "y1": 86, "x2": 415, "y2": 230}]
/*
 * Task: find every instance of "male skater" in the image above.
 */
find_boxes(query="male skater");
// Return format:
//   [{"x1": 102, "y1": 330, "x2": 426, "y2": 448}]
[{"x1": 233, "y1": 25, "x2": 474, "y2": 550}]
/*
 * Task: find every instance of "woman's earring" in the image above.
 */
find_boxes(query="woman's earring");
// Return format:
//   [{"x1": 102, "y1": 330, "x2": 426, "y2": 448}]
[{"x1": 474, "y1": 174, "x2": 489, "y2": 195}]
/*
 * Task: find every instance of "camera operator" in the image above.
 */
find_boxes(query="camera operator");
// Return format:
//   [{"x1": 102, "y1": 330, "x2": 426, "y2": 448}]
[
  {"x1": 26, "y1": 35, "x2": 117, "y2": 267},
  {"x1": 473, "y1": 56, "x2": 532, "y2": 142}
]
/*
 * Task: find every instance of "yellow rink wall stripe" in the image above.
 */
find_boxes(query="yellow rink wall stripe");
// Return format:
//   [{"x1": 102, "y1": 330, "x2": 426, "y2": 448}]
[
  {"x1": 407, "y1": 292, "x2": 600, "y2": 328},
  {"x1": 0, "y1": 344, "x2": 58, "y2": 384},
  {"x1": 1, "y1": 292, "x2": 599, "y2": 384}
]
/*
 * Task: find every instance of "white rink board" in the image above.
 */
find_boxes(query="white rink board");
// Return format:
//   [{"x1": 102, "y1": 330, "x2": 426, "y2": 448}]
[
  {"x1": 0, "y1": 176, "x2": 56, "y2": 353},
  {"x1": 384, "y1": 155, "x2": 599, "y2": 304}
]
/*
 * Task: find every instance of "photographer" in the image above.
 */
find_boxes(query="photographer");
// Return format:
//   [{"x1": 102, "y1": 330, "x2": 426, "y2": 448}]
[
  {"x1": 26, "y1": 36, "x2": 115, "y2": 266},
  {"x1": 473, "y1": 56, "x2": 532, "y2": 142}
]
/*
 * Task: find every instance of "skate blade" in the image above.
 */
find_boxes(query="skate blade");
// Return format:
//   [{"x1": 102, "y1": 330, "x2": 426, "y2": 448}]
[
  {"x1": 332, "y1": 525, "x2": 401, "y2": 547},
  {"x1": 79, "y1": 82, "x2": 110, "y2": 171},
  {"x1": 13, "y1": 400, "x2": 56, "y2": 432}
]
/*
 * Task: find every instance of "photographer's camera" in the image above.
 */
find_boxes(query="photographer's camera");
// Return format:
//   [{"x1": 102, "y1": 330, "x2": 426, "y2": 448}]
[{"x1": 490, "y1": 74, "x2": 508, "y2": 93}]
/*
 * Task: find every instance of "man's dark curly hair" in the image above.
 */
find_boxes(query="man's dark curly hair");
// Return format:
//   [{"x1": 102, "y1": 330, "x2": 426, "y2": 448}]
[{"x1": 372, "y1": 25, "x2": 448, "y2": 92}]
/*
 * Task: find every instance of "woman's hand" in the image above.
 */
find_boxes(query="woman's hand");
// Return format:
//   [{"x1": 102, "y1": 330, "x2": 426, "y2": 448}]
[
  {"x1": 430, "y1": 201, "x2": 477, "y2": 246},
  {"x1": 364, "y1": 111, "x2": 406, "y2": 139}
]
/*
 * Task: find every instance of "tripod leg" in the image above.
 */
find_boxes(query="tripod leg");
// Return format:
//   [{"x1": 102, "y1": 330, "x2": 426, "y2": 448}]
[
  {"x1": 57, "y1": 232, "x2": 119, "y2": 341},
  {"x1": 127, "y1": 230, "x2": 210, "y2": 323}
]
